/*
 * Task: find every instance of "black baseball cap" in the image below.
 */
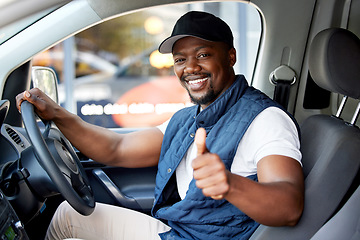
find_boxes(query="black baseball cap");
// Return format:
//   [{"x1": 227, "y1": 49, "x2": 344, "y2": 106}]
[{"x1": 158, "y1": 11, "x2": 234, "y2": 54}]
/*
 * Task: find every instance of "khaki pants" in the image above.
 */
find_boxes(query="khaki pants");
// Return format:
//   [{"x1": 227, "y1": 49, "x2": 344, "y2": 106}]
[{"x1": 45, "y1": 201, "x2": 171, "y2": 240}]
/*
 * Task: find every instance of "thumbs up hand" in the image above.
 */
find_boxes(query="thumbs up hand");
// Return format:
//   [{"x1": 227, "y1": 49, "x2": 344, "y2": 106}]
[{"x1": 192, "y1": 128, "x2": 230, "y2": 200}]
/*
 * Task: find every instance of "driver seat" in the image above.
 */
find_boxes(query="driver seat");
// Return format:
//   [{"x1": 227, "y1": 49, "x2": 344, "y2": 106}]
[
  {"x1": 310, "y1": 184, "x2": 360, "y2": 239},
  {"x1": 250, "y1": 28, "x2": 360, "y2": 240}
]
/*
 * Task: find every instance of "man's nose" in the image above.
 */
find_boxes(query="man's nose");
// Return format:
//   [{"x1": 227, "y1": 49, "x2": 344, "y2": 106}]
[{"x1": 184, "y1": 58, "x2": 201, "y2": 74}]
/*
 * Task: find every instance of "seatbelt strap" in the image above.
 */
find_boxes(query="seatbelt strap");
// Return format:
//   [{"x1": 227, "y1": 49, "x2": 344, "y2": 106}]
[{"x1": 270, "y1": 65, "x2": 296, "y2": 109}]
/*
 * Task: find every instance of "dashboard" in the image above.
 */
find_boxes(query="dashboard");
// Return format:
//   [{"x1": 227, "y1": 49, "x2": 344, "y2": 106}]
[{"x1": 0, "y1": 189, "x2": 29, "y2": 240}]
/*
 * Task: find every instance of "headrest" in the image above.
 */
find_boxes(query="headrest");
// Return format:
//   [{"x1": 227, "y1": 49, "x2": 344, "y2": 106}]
[{"x1": 308, "y1": 28, "x2": 360, "y2": 99}]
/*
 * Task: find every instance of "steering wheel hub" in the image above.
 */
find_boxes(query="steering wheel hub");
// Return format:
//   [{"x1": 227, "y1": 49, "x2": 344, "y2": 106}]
[{"x1": 52, "y1": 140, "x2": 79, "y2": 173}]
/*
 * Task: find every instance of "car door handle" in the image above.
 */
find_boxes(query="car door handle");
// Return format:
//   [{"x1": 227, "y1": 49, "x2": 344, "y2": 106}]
[{"x1": 92, "y1": 169, "x2": 141, "y2": 209}]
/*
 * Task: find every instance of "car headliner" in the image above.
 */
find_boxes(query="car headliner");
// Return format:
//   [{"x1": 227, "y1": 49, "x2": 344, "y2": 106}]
[{"x1": 0, "y1": 0, "x2": 70, "y2": 31}]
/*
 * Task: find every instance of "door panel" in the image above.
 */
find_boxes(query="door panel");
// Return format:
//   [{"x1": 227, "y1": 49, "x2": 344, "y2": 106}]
[
  {"x1": 84, "y1": 163, "x2": 157, "y2": 213},
  {"x1": 81, "y1": 128, "x2": 157, "y2": 214}
]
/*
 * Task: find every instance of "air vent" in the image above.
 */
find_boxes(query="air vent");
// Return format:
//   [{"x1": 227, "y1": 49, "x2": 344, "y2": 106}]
[{"x1": 5, "y1": 126, "x2": 25, "y2": 148}]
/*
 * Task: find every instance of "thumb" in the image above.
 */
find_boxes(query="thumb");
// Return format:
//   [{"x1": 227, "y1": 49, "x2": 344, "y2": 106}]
[
  {"x1": 16, "y1": 90, "x2": 31, "y2": 112},
  {"x1": 195, "y1": 128, "x2": 208, "y2": 156},
  {"x1": 24, "y1": 90, "x2": 32, "y2": 101},
  {"x1": 23, "y1": 90, "x2": 37, "y2": 104}
]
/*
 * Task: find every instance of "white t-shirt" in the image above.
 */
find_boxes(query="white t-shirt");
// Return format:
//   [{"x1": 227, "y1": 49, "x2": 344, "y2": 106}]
[{"x1": 157, "y1": 107, "x2": 302, "y2": 200}]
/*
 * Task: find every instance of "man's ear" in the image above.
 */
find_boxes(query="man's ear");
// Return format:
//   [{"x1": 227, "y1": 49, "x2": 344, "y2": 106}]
[{"x1": 229, "y1": 47, "x2": 237, "y2": 67}]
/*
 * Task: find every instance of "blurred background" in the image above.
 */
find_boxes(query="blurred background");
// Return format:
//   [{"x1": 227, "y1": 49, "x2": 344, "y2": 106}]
[{"x1": 33, "y1": 2, "x2": 261, "y2": 128}]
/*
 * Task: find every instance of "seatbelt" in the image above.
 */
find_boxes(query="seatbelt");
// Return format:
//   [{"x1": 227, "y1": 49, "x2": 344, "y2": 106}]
[{"x1": 269, "y1": 65, "x2": 296, "y2": 109}]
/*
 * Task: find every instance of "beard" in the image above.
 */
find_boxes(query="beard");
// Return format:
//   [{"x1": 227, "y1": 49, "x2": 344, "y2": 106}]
[{"x1": 186, "y1": 83, "x2": 219, "y2": 106}]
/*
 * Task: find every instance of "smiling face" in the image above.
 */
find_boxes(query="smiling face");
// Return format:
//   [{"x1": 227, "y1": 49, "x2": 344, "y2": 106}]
[{"x1": 172, "y1": 37, "x2": 237, "y2": 109}]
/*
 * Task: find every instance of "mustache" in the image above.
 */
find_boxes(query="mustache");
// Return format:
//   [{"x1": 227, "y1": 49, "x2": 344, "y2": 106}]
[{"x1": 181, "y1": 73, "x2": 211, "y2": 82}]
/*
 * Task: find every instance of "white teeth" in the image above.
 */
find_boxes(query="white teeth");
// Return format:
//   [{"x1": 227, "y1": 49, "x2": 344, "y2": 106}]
[{"x1": 188, "y1": 78, "x2": 208, "y2": 84}]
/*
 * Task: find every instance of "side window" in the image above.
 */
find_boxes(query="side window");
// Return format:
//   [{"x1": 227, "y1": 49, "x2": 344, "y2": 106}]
[{"x1": 33, "y1": 2, "x2": 261, "y2": 129}]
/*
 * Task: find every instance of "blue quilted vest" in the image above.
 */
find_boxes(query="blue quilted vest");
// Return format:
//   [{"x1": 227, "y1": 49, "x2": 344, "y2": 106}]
[{"x1": 152, "y1": 75, "x2": 288, "y2": 239}]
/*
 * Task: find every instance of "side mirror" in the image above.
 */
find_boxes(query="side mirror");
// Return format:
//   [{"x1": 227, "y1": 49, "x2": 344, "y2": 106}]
[{"x1": 31, "y1": 66, "x2": 59, "y2": 104}]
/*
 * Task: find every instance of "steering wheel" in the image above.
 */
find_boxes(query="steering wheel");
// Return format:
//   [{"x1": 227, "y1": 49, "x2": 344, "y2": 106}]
[{"x1": 21, "y1": 101, "x2": 95, "y2": 216}]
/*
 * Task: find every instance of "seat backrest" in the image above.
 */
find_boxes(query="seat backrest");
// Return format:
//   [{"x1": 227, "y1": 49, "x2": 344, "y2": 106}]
[{"x1": 250, "y1": 28, "x2": 360, "y2": 240}]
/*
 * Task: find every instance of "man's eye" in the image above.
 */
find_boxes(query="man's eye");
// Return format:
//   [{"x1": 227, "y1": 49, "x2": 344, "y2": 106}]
[
  {"x1": 198, "y1": 53, "x2": 210, "y2": 58},
  {"x1": 174, "y1": 58, "x2": 185, "y2": 64}
]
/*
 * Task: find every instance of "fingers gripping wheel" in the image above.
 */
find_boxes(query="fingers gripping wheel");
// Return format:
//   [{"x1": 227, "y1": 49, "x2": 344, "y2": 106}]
[{"x1": 21, "y1": 101, "x2": 95, "y2": 215}]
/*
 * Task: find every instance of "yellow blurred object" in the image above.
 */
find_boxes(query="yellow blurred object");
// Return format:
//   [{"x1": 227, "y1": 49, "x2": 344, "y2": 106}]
[{"x1": 149, "y1": 50, "x2": 173, "y2": 69}]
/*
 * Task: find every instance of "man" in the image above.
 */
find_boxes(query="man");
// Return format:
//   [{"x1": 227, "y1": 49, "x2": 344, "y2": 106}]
[{"x1": 16, "y1": 11, "x2": 304, "y2": 240}]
